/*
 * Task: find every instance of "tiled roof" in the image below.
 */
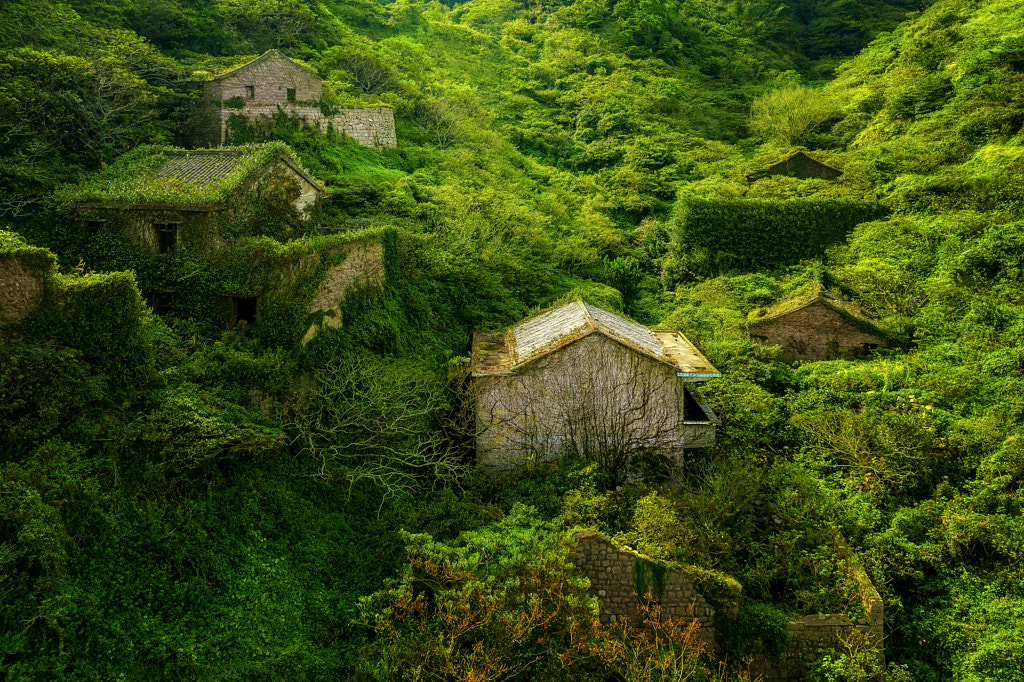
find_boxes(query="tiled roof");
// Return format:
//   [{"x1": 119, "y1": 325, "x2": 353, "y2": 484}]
[
  {"x1": 584, "y1": 302, "x2": 665, "y2": 357},
  {"x1": 155, "y1": 150, "x2": 249, "y2": 187},
  {"x1": 472, "y1": 301, "x2": 719, "y2": 379},
  {"x1": 60, "y1": 142, "x2": 322, "y2": 206},
  {"x1": 511, "y1": 301, "x2": 591, "y2": 361}
]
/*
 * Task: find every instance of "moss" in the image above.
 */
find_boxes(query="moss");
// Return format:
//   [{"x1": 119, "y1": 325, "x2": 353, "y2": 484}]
[
  {"x1": 748, "y1": 282, "x2": 898, "y2": 344},
  {"x1": 54, "y1": 142, "x2": 319, "y2": 207},
  {"x1": 0, "y1": 230, "x2": 58, "y2": 274},
  {"x1": 632, "y1": 555, "x2": 668, "y2": 602}
]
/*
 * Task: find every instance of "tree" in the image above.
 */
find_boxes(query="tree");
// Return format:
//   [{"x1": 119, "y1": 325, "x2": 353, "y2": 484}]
[
  {"x1": 291, "y1": 354, "x2": 466, "y2": 499},
  {"x1": 749, "y1": 84, "x2": 840, "y2": 145}
]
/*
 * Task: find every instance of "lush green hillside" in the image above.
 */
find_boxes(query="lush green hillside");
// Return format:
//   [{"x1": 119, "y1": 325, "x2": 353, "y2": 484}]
[{"x1": 3, "y1": 0, "x2": 1024, "y2": 680}]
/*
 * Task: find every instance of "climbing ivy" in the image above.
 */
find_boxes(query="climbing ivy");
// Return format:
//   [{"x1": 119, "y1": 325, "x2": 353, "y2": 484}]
[{"x1": 667, "y1": 196, "x2": 888, "y2": 277}]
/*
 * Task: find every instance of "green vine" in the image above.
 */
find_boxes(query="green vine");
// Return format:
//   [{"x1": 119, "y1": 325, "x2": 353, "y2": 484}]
[
  {"x1": 672, "y1": 195, "x2": 888, "y2": 272},
  {"x1": 632, "y1": 555, "x2": 667, "y2": 602}
]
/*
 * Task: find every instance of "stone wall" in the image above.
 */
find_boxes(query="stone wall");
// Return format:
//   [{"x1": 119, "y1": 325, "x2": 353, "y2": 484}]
[
  {"x1": 572, "y1": 532, "x2": 739, "y2": 649},
  {"x1": 204, "y1": 52, "x2": 322, "y2": 108},
  {"x1": 474, "y1": 334, "x2": 717, "y2": 475},
  {"x1": 217, "y1": 106, "x2": 397, "y2": 149},
  {"x1": 0, "y1": 252, "x2": 52, "y2": 326},
  {"x1": 749, "y1": 537, "x2": 884, "y2": 681},
  {"x1": 301, "y1": 236, "x2": 386, "y2": 345},
  {"x1": 749, "y1": 299, "x2": 886, "y2": 362}
]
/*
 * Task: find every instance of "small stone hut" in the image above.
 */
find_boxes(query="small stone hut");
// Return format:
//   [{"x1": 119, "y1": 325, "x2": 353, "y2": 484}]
[
  {"x1": 747, "y1": 151, "x2": 843, "y2": 182},
  {"x1": 471, "y1": 301, "x2": 721, "y2": 475},
  {"x1": 61, "y1": 144, "x2": 390, "y2": 343},
  {"x1": 193, "y1": 50, "x2": 397, "y2": 149},
  {"x1": 64, "y1": 142, "x2": 322, "y2": 258},
  {"x1": 748, "y1": 284, "x2": 889, "y2": 362}
]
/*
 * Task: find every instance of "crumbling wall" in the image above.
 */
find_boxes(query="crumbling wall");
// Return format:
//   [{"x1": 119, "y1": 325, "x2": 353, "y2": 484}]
[
  {"x1": 301, "y1": 236, "x2": 386, "y2": 345},
  {"x1": 0, "y1": 253, "x2": 52, "y2": 326},
  {"x1": 749, "y1": 538, "x2": 884, "y2": 681},
  {"x1": 572, "y1": 532, "x2": 739, "y2": 648}
]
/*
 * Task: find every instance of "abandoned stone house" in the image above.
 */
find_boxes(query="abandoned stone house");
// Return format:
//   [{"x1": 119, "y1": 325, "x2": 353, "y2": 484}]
[
  {"x1": 63, "y1": 142, "x2": 387, "y2": 342},
  {"x1": 193, "y1": 49, "x2": 397, "y2": 149},
  {"x1": 746, "y1": 151, "x2": 843, "y2": 182},
  {"x1": 470, "y1": 301, "x2": 721, "y2": 475},
  {"x1": 67, "y1": 142, "x2": 323, "y2": 259},
  {"x1": 748, "y1": 284, "x2": 890, "y2": 362}
]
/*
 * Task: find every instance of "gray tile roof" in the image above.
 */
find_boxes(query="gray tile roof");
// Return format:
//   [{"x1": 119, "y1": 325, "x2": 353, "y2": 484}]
[
  {"x1": 511, "y1": 301, "x2": 591, "y2": 362},
  {"x1": 584, "y1": 302, "x2": 665, "y2": 357},
  {"x1": 510, "y1": 301, "x2": 666, "y2": 365},
  {"x1": 472, "y1": 300, "x2": 720, "y2": 379},
  {"x1": 156, "y1": 150, "x2": 249, "y2": 187}
]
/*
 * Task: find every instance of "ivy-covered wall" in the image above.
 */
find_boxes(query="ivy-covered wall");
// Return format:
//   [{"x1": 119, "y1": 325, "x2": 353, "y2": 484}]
[
  {"x1": 670, "y1": 196, "x2": 888, "y2": 272},
  {"x1": 0, "y1": 231, "x2": 156, "y2": 397},
  {"x1": 571, "y1": 531, "x2": 739, "y2": 648}
]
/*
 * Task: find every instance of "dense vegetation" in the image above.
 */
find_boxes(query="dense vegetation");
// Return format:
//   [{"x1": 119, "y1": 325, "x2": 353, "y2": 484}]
[{"x1": 3, "y1": 0, "x2": 1024, "y2": 680}]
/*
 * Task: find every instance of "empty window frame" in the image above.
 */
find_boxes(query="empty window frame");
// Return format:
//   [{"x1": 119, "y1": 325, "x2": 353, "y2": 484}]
[
  {"x1": 286, "y1": 87, "x2": 296, "y2": 102},
  {"x1": 244, "y1": 85, "x2": 255, "y2": 98},
  {"x1": 863, "y1": 343, "x2": 879, "y2": 357},
  {"x1": 144, "y1": 291, "x2": 173, "y2": 316},
  {"x1": 154, "y1": 223, "x2": 178, "y2": 253},
  {"x1": 226, "y1": 295, "x2": 258, "y2": 326}
]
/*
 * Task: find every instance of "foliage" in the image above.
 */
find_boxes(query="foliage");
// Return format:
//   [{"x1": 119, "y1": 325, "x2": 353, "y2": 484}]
[
  {"x1": 356, "y1": 505, "x2": 608, "y2": 681},
  {"x1": 290, "y1": 352, "x2": 466, "y2": 500},
  {"x1": 54, "y1": 141, "x2": 318, "y2": 206},
  {"x1": 666, "y1": 195, "x2": 888, "y2": 279}
]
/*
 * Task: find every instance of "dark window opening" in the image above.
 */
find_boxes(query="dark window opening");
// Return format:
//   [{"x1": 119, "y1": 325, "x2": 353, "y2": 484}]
[
  {"x1": 244, "y1": 85, "x2": 255, "y2": 98},
  {"x1": 863, "y1": 343, "x2": 879, "y2": 357},
  {"x1": 286, "y1": 87, "x2": 296, "y2": 102},
  {"x1": 154, "y1": 223, "x2": 178, "y2": 253},
  {"x1": 228, "y1": 296, "x2": 258, "y2": 326},
  {"x1": 682, "y1": 387, "x2": 710, "y2": 422},
  {"x1": 144, "y1": 291, "x2": 173, "y2": 315},
  {"x1": 84, "y1": 220, "x2": 103, "y2": 236}
]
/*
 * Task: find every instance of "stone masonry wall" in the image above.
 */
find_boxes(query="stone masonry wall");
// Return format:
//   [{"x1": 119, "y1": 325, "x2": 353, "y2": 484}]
[
  {"x1": 749, "y1": 537, "x2": 884, "y2": 681},
  {"x1": 206, "y1": 57, "x2": 321, "y2": 107},
  {"x1": 750, "y1": 299, "x2": 885, "y2": 362},
  {"x1": 300, "y1": 236, "x2": 386, "y2": 345},
  {"x1": 218, "y1": 106, "x2": 397, "y2": 149},
  {"x1": 0, "y1": 255, "x2": 49, "y2": 326},
  {"x1": 572, "y1": 532, "x2": 738, "y2": 648}
]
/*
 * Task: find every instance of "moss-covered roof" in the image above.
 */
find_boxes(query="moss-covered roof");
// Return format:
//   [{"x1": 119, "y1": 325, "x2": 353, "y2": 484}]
[
  {"x1": 202, "y1": 49, "x2": 320, "y2": 81},
  {"x1": 748, "y1": 282, "x2": 893, "y2": 342},
  {"x1": 57, "y1": 142, "x2": 321, "y2": 207}
]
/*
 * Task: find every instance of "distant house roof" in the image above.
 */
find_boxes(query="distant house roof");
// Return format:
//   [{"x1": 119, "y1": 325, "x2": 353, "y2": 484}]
[
  {"x1": 208, "y1": 49, "x2": 320, "y2": 81},
  {"x1": 471, "y1": 301, "x2": 720, "y2": 379},
  {"x1": 748, "y1": 283, "x2": 888, "y2": 338},
  {"x1": 746, "y1": 151, "x2": 843, "y2": 182},
  {"x1": 58, "y1": 142, "x2": 322, "y2": 207}
]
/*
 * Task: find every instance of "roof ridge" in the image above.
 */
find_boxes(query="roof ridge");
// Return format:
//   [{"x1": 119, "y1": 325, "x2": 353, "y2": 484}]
[{"x1": 210, "y1": 49, "x2": 319, "y2": 81}]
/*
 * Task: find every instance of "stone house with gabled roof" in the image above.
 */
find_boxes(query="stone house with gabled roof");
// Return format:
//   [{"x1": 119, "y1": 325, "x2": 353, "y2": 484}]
[
  {"x1": 193, "y1": 49, "x2": 397, "y2": 149},
  {"x1": 62, "y1": 142, "x2": 322, "y2": 258},
  {"x1": 59, "y1": 143, "x2": 389, "y2": 341},
  {"x1": 748, "y1": 284, "x2": 891, "y2": 362},
  {"x1": 471, "y1": 301, "x2": 721, "y2": 475},
  {"x1": 746, "y1": 151, "x2": 843, "y2": 182}
]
